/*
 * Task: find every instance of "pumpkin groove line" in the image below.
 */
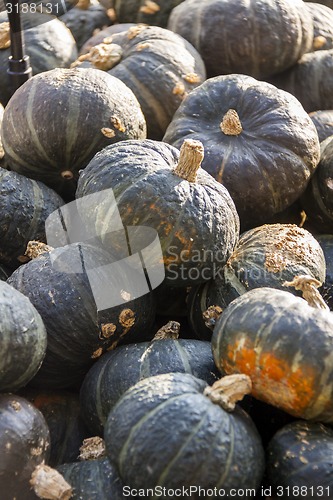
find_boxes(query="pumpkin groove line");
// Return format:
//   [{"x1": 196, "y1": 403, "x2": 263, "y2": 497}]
[
  {"x1": 215, "y1": 420, "x2": 234, "y2": 489},
  {"x1": 118, "y1": 393, "x2": 195, "y2": 475},
  {"x1": 65, "y1": 87, "x2": 82, "y2": 168},
  {"x1": 173, "y1": 340, "x2": 192, "y2": 375},
  {"x1": 94, "y1": 358, "x2": 111, "y2": 429},
  {"x1": 23, "y1": 182, "x2": 45, "y2": 250},
  {"x1": 153, "y1": 407, "x2": 210, "y2": 490}
]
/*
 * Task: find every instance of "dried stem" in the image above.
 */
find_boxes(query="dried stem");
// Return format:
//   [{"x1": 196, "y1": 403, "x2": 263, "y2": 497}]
[
  {"x1": 25, "y1": 241, "x2": 54, "y2": 260},
  {"x1": 79, "y1": 436, "x2": 106, "y2": 461},
  {"x1": 204, "y1": 374, "x2": 252, "y2": 412},
  {"x1": 202, "y1": 305, "x2": 223, "y2": 331},
  {"x1": 283, "y1": 275, "x2": 329, "y2": 311},
  {"x1": 153, "y1": 321, "x2": 180, "y2": 340},
  {"x1": 173, "y1": 139, "x2": 204, "y2": 182},
  {"x1": 220, "y1": 109, "x2": 242, "y2": 136},
  {"x1": 30, "y1": 463, "x2": 72, "y2": 500}
]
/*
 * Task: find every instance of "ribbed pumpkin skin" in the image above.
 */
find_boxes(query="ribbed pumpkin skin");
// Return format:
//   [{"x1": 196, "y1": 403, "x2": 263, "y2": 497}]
[
  {"x1": 309, "y1": 110, "x2": 333, "y2": 143},
  {"x1": 0, "y1": 12, "x2": 78, "y2": 106},
  {"x1": 113, "y1": 0, "x2": 185, "y2": 27},
  {"x1": 1, "y1": 68, "x2": 146, "y2": 200},
  {"x1": 266, "y1": 420, "x2": 333, "y2": 497},
  {"x1": 20, "y1": 389, "x2": 91, "y2": 467},
  {"x1": 75, "y1": 25, "x2": 206, "y2": 140},
  {"x1": 76, "y1": 139, "x2": 240, "y2": 286},
  {"x1": 301, "y1": 136, "x2": 333, "y2": 232},
  {"x1": 188, "y1": 223, "x2": 326, "y2": 340},
  {"x1": 212, "y1": 287, "x2": 333, "y2": 423},
  {"x1": 57, "y1": 458, "x2": 124, "y2": 500},
  {"x1": 105, "y1": 372, "x2": 265, "y2": 493},
  {"x1": 306, "y1": 3, "x2": 333, "y2": 51},
  {"x1": 167, "y1": 0, "x2": 313, "y2": 79},
  {"x1": 163, "y1": 74, "x2": 320, "y2": 230},
  {"x1": 0, "y1": 281, "x2": 47, "y2": 393},
  {"x1": 0, "y1": 168, "x2": 64, "y2": 269},
  {"x1": 0, "y1": 394, "x2": 50, "y2": 500},
  {"x1": 7, "y1": 243, "x2": 156, "y2": 389},
  {"x1": 270, "y1": 49, "x2": 333, "y2": 113},
  {"x1": 80, "y1": 338, "x2": 219, "y2": 435}
]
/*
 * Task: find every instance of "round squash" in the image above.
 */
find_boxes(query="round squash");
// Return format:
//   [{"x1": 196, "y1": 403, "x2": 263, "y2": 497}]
[
  {"x1": 57, "y1": 458, "x2": 124, "y2": 500},
  {"x1": 212, "y1": 287, "x2": 333, "y2": 423},
  {"x1": 266, "y1": 420, "x2": 333, "y2": 498},
  {"x1": 0, "y1": 12, "x2": 78, "y2": 105},
  {"x1": 0, "y1": 280, "x2": 47, "y2": 393},
  {"x1": 305, "y1": 0, "x2": 333, "y2": 9},
  {"x1": 113, "y1": 0, "x2": 185, "y2": 27},
  {"x1": 7, "y1": 242, "x2": 156, "y2": 389},
  {"x1": 76, "y1": 138, "x2": 240, "y2": 286},
  {"x1": 306, "y1": 2, "x2": 333, "y2": 51},
  {"x1": 80, "y1": 321, "x2": 220, "y2": 435},
  {"x1": 163, "y1": 74, "x2": 320, "y2": 230},
  {"x1": 79, "y1": 23, "x2": 135, "y2": 54},
  {"x1": 1, "y1": 67, "x2": 146, "y2": 200},
  {"x1": 0, "y1": 393, "x2": 50, "y2": 499},
  {"x1": 73, "y1": 24, "x2": 206, "y2": 139},
  {"x1": 317, "y1": 234, "x2": 333, "y2": 309},
  {"x1": 105, "y1": 372, "x2": 265, "y2": 493},
  {"x1": 309, "y1": 109, "x2": 333, "y2": 143},
  {"x1": 0, "y1": 167, "x2": 64, "y2": 270},
  {"x1": 167, "y1": 0, "x2": 313, "y2": 79}
]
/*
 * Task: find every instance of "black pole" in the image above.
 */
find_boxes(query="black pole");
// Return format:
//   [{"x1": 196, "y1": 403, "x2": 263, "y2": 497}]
[{"x1": 5, "y1": 0, "x2": 32, "y2": 95}]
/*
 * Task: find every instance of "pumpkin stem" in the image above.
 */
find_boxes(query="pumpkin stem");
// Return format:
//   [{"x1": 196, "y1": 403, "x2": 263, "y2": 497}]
[
  {"x1": 79, "y1": 436, "x2": 106, "y2": 461},
  {"x1": 202, "y1": 305, "x2": 223, "y2": 331},
  {"x1": 61, "y1": 170, "x2": 74, "y2": 180},
  {"x1": 283, "y1": 275, "x2": 329, "y2": 311},
  {"x1": 173, "y1": 139, "x2": 204, "y2": 182},
  {"x1": 30, "y1": 463, "x2": 72, "y2": 500},
  {"x1": 73, "y1": 43, "x2": 123, "y2": 71},
  {"x1": 203, "y1": 374, "x2": 252, "y2": 412},
  {"x1": 0, "y1": 22, "x2": 10, "y2": 49},
  {"x1": 153, "y1": 320, "x2": 180, "y2": 340},
  {"x1": 24, "y1": 241, "x2": 54, "y2": 260},
  {"x1": 220, "y1": 109, "x2": 242, "y2": 136}
]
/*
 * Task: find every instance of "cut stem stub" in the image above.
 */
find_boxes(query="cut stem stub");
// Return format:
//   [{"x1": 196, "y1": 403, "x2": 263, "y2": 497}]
[
  {"x1": 173, "y1": 139, "x2": 204, "y2": 183},
  {"x1": 220, "y1": 109, "x2": 242, "y2": 136},
  {"x1": 204, "y1": 374, "x2": 252, "y2": 412}
]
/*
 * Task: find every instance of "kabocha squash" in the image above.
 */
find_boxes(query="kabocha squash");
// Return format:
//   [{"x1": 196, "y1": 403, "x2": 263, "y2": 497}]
[
  {"x1": 269, "y1": 49, "x2": 333, "y2": 113},
  {"x1": 7, "y1": 242, "x2": 156, "y2": 389},
  {"x1": 20, "y1": 389, "x2": 91, "y2": 467},
  {"x1": 309, "y1": 109, "x2": 333, "y2": 142},
  {"x1": 301, "y1": 135, "x2": 333, "y2": 232},
  {"x1": 163, "y1": 74, "x2": 320, "y2": 230},
  {"x1": 76, "y1": 139, "x2": 240, "y2": 286},
  {"x1": 306, "y1": 2, "x2": 333, "y2": 51},
  {"x1": 79, "y1": 23, "x2": 135, "y2": 54},
  {"x1": 73, "y1": 24, "x2": 206, "y2": 139},
  {"x1": 266, "y1": 420, "x2": 333, "y2": 497},
  {"x1": 1, "y1": 67, "x2": 146, "y2": 200},
  {"x1": 0, "y1": 280, "x2": 47, "y2": 392},
  {"x1": 212, "y1": 287, "x2": 333, "y2": 423},
  {"x1": 80, "y1": 321, "x2": 219, "y2": 435},
  {"x1": 24, "y1": 0, "x2": 78, "y2": 16},
  {"x1": 0, "y1": 167, "x2": 64, "y2": 270},
  {"x1": 0, "y1": 12, "x2": 78, "y2": 105},
  {"x1": 113, "y1": 0, "x2": 185, "y2": 27},
  {"x1": 0, "y1": 394, "x2": 50, "y2": 500},
  {"x1": 167, "y1": 0, "x2": 313, "y2": 79},
  {"x1": 105, "y1": 372, "x2": 265, "y2": 494},
  {"x1": 187, "y1": 223, "x2": 326, "y2": 340},
  {"x1": 305, "y1": 0, "x2": 333, "y2": 10},
  {"x1": 317, "y1": 234, "x2": 333, "y2": 309}
]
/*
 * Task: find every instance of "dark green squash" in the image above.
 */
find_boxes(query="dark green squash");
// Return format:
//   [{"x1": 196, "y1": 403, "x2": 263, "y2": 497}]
[
  {"x1": 188, "y1": 223, "x2": 326, "y2": 340},
  {"x1": 57, "y1": 458, "x2": 124, "y2": 500},
  {"x1": 1, "y1": 67, "x2": 146, "y2": 200},
  {"x1": 309, "y1": 109, "x2": 333, "y2": 143},
  {"x1": 0, "y1": 12, "x2": 78, "y2": 106},
  {"x1": 104, "y1": 372, "x2": 265, "y2": 493},
  {"x1": 7, "y1": 242, "x2": 156, "y2": 389},
  {"x1": 212, "y1": 287, "x2": 333, "y2": 423},
  {"x1": 80, "y1": 321, "x2": 220, "y2": 435},
  {"x1": 76, "y1": 139, "x2": 240, "y2": 286},
  {"x1": 24, "y1": 0, "x2": 78, "y2": 16},
  {"x1": 0, "y1": 393, "x2": 50, "y2": 499},
  {"x1": 301, "y1": 135, "x2": 333, "y2": 232},
  {"x1": 79, "y1": 22, "x2": 135, "y2": 54},
  {"x1": 306, "y1": 2, "x2": 333, "y2": 51},
  {"x1": 167, "y1": 0, "x2": 313, "y2": 79},
  {"x1": 0, "y1": 280, "x2": 47, "y2": 392},
  {"x1": 113, "y1": 0, "x2": 185, "y2": 27},
  {"x1": 316, "y1": 234, "x2": 333, "y2": 309},
  {"x1": 270, "y1": 49, "x2": 333, "y2": 113},
  {"x1": 163, "y1": 74, "x2": 320, "y2": 230},
  {"x1": 73, "y1": 24, "x2": 206, "y2": 139},
  {"x1": 20, "y1": 389, "x2": 91, "y2": 467},
  {"x1": 266, "y1": 420, "x2": 333, "y2": 498},
  {"x1": 0, "y1": 167, "x2": 64, "y2": 270}
]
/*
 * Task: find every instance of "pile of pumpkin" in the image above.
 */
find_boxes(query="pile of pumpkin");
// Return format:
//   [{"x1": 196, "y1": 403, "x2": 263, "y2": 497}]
[{"x1": 1, "y1": 0, "x2": 333, "y2": 498}]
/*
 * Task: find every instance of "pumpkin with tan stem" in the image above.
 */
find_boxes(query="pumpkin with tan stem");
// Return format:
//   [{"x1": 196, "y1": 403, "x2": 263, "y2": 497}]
[
  {"x1": 76, "y1": 138, "x2": 240, "y2": 286},
  {"x1": 212, "y1": 287, "x2": 333, "y2": 423},
  {"x1": 163, "y1": 74, "x2": 320, "y2": 229}
]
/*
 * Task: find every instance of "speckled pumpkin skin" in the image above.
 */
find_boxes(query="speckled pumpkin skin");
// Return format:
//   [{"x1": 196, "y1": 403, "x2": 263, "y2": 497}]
[
  {"x1": 76, "y1": 139, "x2": 240, "y2": 286},
  {"x1": 212, "y1": 287, "x2": 333, "y2": 423}
]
